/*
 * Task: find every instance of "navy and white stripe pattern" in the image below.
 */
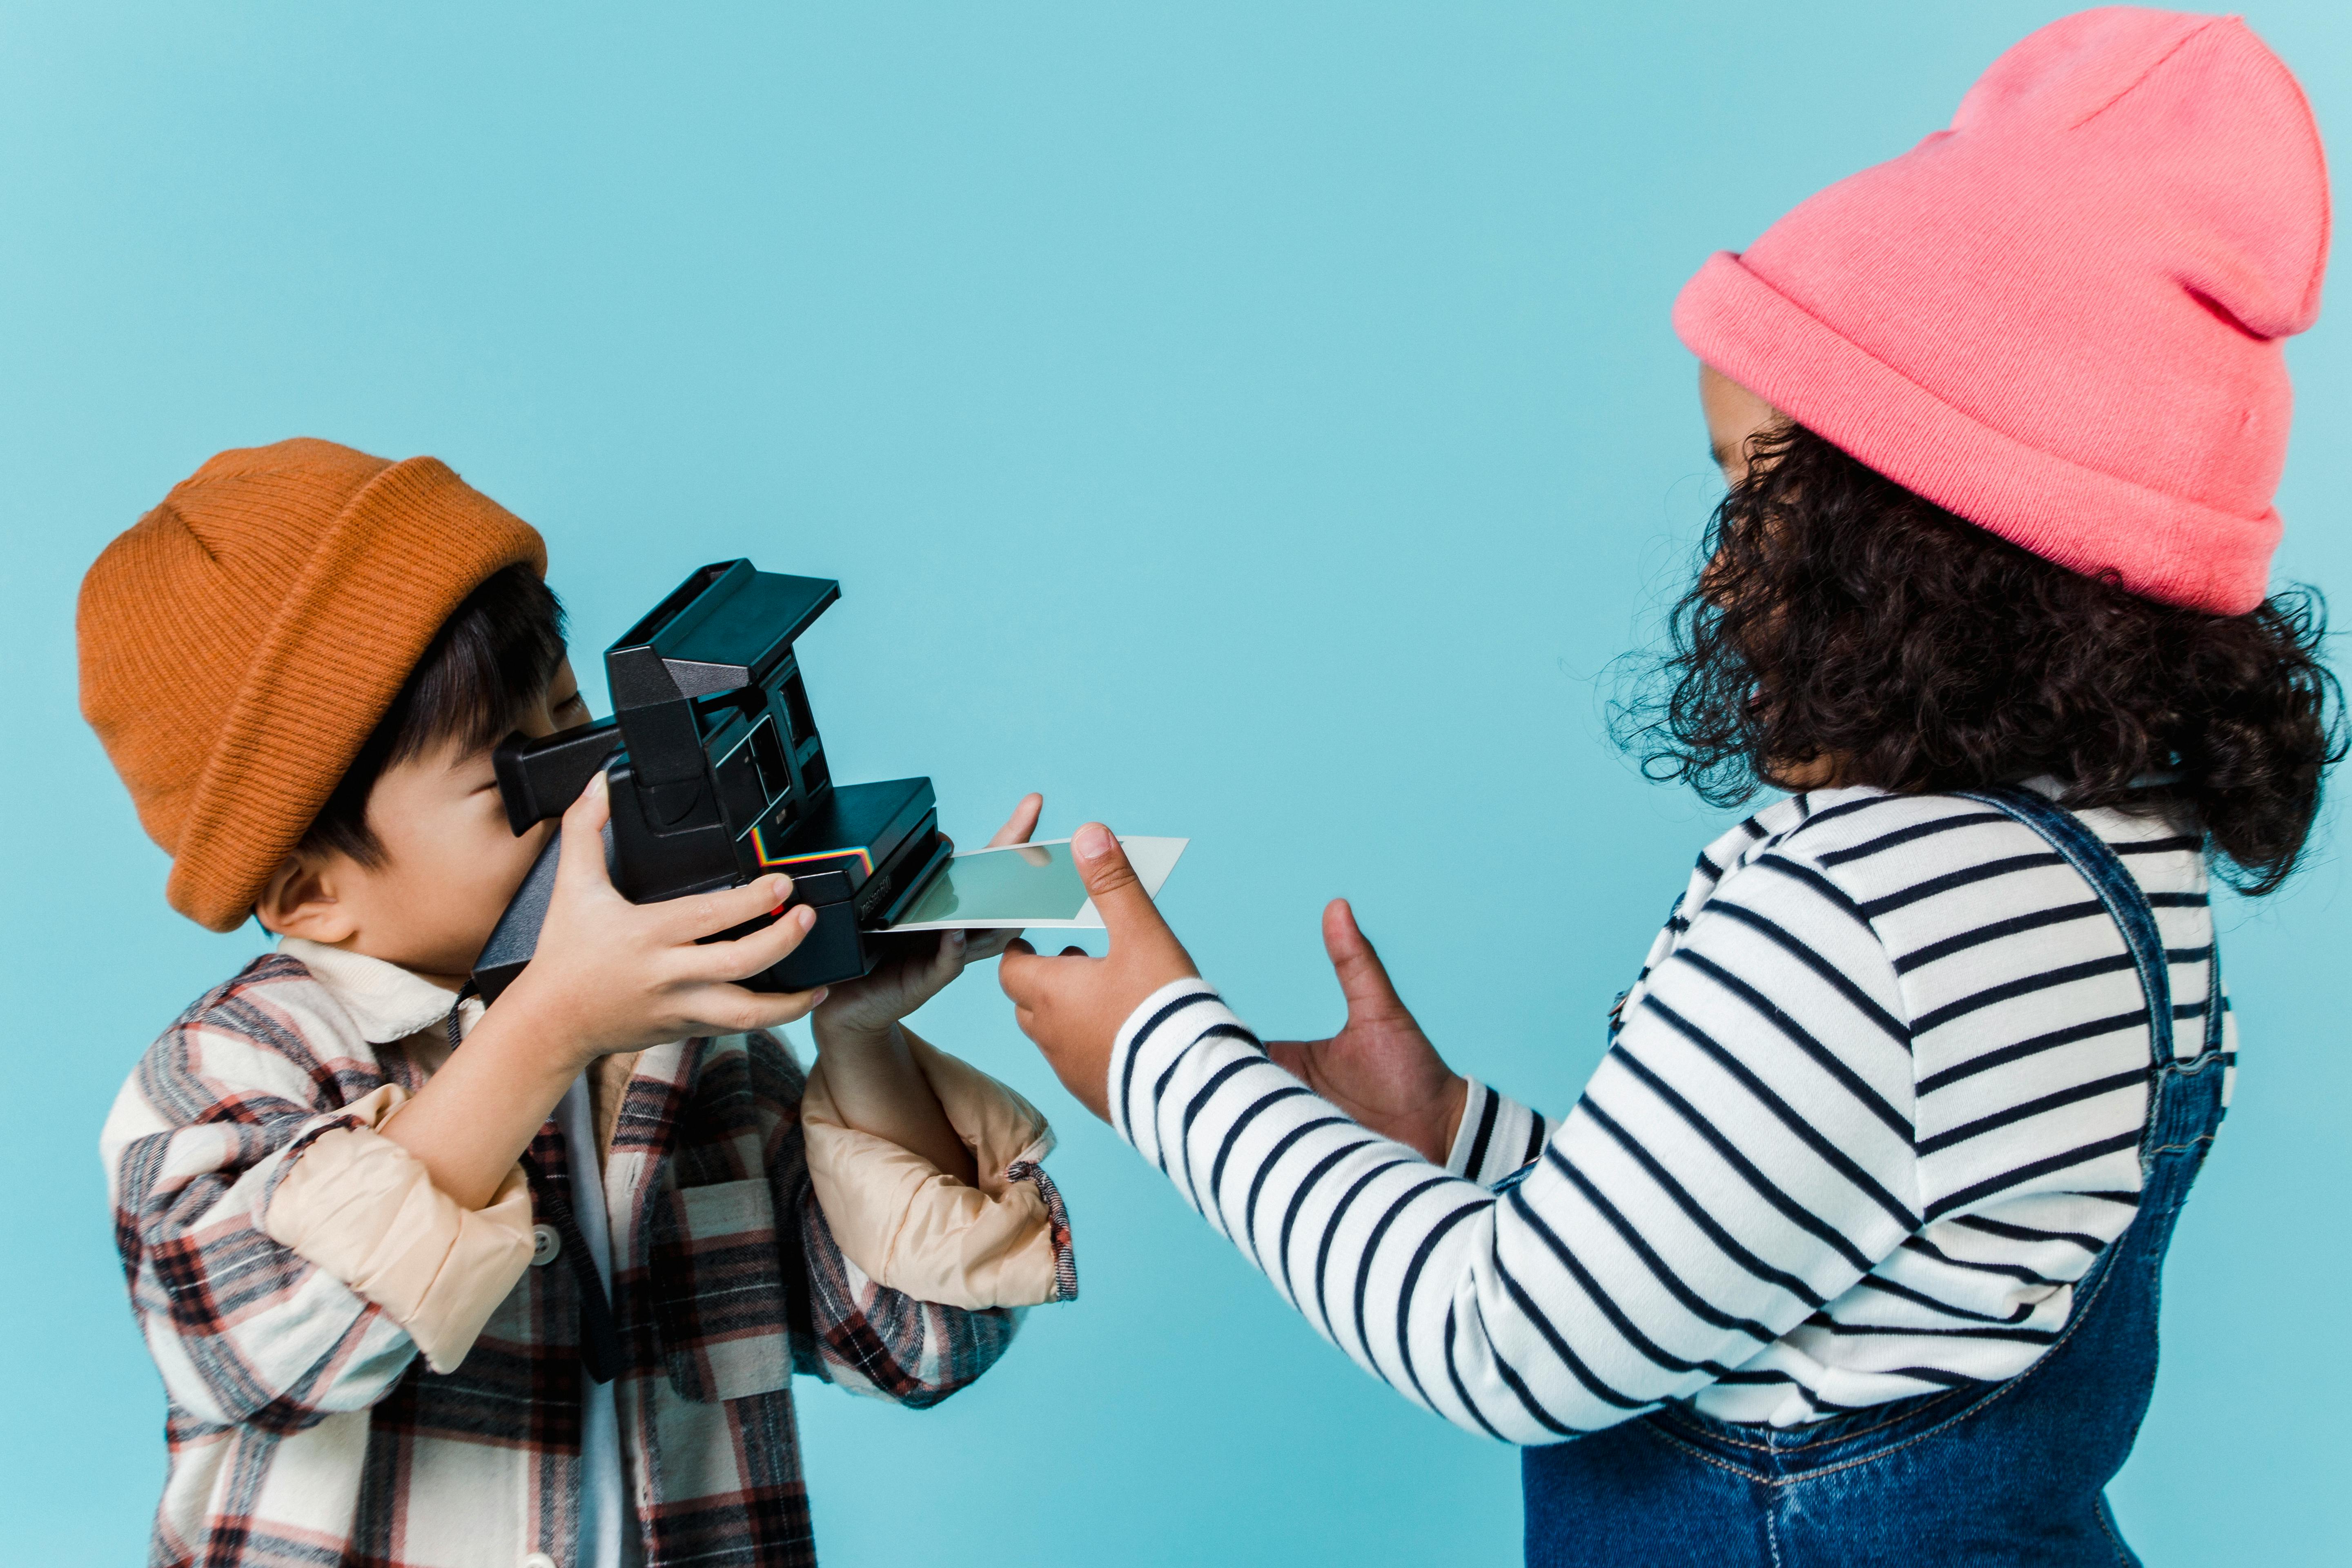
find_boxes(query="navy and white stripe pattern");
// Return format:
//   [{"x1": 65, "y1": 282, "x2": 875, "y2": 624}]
[
  {"x1": 1107, "y1": 784, "x2": 2232, "y2": 1437},
  {"x1": 1446, "y1": 1078, "x2": 1549, "y2": 1187}
]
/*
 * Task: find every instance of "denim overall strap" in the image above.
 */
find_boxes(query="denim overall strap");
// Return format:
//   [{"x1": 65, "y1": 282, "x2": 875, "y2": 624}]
[
  {"x1": 1523, "y1": 792, "x2": 2230, "y2": 1567},
  {"x1": 1966, "y1": 790, "x2": 2231, "y2": 1177},
  {"x1": 1958, "y1": 789, "x2": 2175, "y2": 1067}
]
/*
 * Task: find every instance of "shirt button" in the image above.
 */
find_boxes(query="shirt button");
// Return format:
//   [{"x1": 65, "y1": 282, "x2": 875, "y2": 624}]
[
  {"x1": 530, "y1": 1224, "x2": 560, "y2": 1267},
  {"x1": 522, "y1": 1555, "x2": 558, "y2": 1568}
]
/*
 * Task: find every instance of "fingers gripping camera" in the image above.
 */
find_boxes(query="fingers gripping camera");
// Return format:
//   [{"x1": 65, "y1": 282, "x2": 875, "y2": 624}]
[{"x1": 472, "y1": 560, "x2": 953, "y2": 1000}]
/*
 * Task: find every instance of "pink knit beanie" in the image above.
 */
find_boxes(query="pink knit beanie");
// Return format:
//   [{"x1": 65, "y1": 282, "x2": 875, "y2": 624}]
[{"x1": 1673, "y1": 7, "x2": 2329, "y2": 615}]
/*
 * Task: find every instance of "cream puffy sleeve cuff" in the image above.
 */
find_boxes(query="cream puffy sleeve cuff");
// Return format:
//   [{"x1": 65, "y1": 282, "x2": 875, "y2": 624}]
[
  {"x1": 802, "y1": 1035, "x2": 1076, "y2": 1309},
  {"x1": 263, "y1": 1084, "x2": 536, "y2": 1374}
]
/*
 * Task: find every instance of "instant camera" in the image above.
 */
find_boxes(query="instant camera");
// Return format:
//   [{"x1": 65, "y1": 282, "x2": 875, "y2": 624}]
[{"x1": 472, "y1": 559, "x2": 952, "y2": 1000}]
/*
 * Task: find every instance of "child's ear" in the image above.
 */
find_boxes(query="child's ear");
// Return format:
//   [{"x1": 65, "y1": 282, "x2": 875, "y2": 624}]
[{"x1": 255, "y1": 854, "x2": 358, "y2": 944}]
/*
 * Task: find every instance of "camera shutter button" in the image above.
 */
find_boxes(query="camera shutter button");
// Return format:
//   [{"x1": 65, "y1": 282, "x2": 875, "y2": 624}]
[{"x1": 530, "y1": 1223, "x2": 560, "y2": 1267}]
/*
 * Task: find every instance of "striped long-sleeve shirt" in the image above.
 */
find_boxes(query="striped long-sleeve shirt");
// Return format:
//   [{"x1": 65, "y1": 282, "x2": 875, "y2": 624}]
[{"x1": 1110, "y1": 783, "x2": 2232, "y2": 1437}]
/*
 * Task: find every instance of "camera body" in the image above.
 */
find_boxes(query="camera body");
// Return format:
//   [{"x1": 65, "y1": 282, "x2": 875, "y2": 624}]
[{"x1": 471, "y1": 559, "x2": 952, "y2": 1001}]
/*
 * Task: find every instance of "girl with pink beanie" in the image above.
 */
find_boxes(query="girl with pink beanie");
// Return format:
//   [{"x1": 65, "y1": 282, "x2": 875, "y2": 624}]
[{"x1": 998, "y1": 8, "x2": 2336, "y2": 1564}]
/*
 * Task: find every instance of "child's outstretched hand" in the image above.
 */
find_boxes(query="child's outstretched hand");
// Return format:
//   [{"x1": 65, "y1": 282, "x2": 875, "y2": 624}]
[
  {"x1": 999, "y1": 823, "x2": 1200, "y2": 1120},
  {"x1": 1263, "y1": 900, "x2": 1466, "y2": 1165},
  {"x1": 815, "y1": 793, "x2": 1046, "y2": 1039}
]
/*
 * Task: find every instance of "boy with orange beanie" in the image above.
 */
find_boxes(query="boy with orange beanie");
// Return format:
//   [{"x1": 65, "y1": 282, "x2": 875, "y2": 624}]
[{"x1": 83, "y1": 438, "x2": 1073, "y2": 1568}]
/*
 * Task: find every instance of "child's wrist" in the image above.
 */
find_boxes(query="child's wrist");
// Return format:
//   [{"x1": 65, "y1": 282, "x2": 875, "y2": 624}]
[
  {"x1": 811, "y1": 1012, "x2": 898, "y2": 1056},
  {"x1": 1435, "y1": 1072, "x2": 1471, "y2": 1163},
  {"x1": 479, "y1": 974, "x2": 605, "y2": 1075}
]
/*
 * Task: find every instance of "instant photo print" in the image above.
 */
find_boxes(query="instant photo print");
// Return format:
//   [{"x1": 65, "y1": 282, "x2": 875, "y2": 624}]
[{"x1": 887, "y1": 836, "x2": 1188, "y2": 931}]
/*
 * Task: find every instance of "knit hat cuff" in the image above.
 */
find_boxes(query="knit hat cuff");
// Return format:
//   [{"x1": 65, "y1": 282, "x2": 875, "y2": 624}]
[
  {"x1": 166, "y1": 458, "x2": 546, "y2": 930},
  {"x1": 1672, "y1": 250, "x2": 2281, "y2": 616}
]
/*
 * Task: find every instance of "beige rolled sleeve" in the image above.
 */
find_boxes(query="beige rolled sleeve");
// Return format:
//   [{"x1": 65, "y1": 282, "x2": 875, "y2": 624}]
[
  {"x1": 802, "y1": 1036, "x2": 1066, "y2": 1309},
  {"x1": 263, "y1": 1084, "x2": 536, "y2": 1373}
]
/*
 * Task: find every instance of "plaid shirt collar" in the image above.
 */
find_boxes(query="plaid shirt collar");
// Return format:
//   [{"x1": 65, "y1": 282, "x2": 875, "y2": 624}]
[{"x1": 277, "y1": 936, "x2": 482, "y2": 1046}]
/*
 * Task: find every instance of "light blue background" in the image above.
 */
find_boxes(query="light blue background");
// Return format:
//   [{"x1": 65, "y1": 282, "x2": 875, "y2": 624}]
[{"x1": 3, "y1": 4, "x2": 2344, "y2": 1561}]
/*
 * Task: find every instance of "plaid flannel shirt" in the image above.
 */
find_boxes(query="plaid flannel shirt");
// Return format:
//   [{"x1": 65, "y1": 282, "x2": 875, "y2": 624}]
[{"x1": 102, "y1": 951, "x2": 1027, "y2": 1567}]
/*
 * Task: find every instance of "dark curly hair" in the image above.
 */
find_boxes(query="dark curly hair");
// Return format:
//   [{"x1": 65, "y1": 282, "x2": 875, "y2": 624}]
[{"x1": 1617, "y1": 422, "x2": 2343, "y2": 895}]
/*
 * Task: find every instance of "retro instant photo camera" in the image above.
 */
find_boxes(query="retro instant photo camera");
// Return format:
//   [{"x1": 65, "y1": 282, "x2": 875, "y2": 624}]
[{"x1": 471, "y1": 559, "x2": 952, "y2": 1000}]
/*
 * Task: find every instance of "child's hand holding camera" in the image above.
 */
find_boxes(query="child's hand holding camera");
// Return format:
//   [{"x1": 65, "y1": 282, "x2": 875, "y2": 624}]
[
  {"x1": 505, "y1": 770, "x2": 833, "y2": 1056},
  {"x1": 815, "y1": 792, "x2": 1045, "y2": 1039},
  {"x1": 809, "y1": 791, "x2": 1046, "y2": 1183},
  {"x1": 384, "y1": 769, "x2": 833, "y2": 1208}
]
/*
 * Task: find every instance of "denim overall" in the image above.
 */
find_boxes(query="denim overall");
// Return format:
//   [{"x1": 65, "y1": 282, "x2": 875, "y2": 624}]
[{"x1": 1523, "y1": 789, "x2": 2230, "y2": 1568}]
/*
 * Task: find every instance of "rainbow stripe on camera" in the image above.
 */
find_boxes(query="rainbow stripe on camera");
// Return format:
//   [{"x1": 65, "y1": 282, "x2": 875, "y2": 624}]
[{"x1": 747, "y1": 825, "x2": 873, "y2": 880}]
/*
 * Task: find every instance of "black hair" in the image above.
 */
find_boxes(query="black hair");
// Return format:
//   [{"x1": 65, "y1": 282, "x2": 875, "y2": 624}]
[
  {"x1": 1617, "y1": 422, "x2": 2343, "y2": 895},
  {"x1": 298, "y1": 564, "x2": 567, "y2": 866}
]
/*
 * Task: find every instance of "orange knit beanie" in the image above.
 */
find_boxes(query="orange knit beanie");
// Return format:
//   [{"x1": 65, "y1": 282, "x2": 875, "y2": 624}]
[{"x1": 78, "y1": 438, "x2": 547, "y2": 931}]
